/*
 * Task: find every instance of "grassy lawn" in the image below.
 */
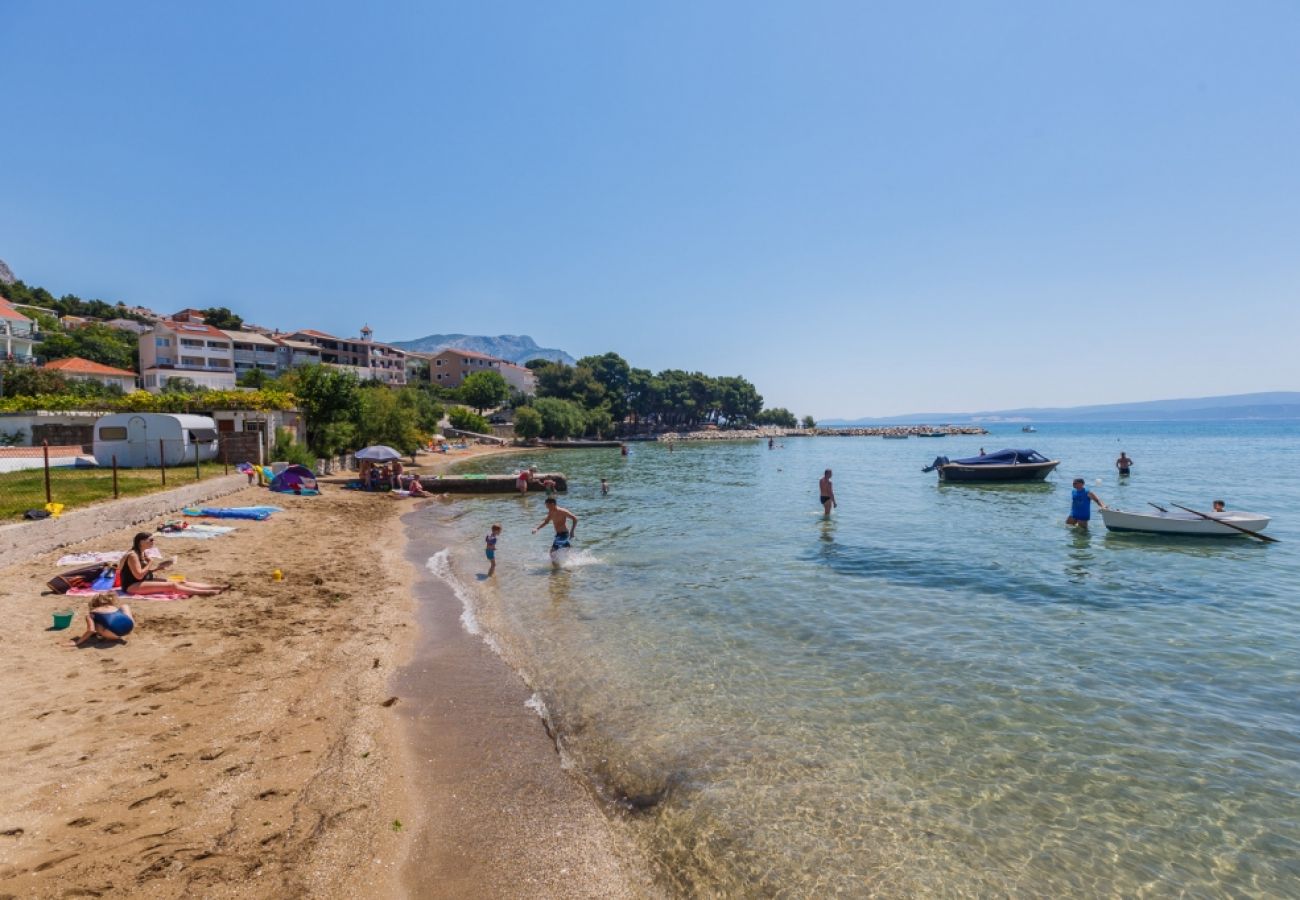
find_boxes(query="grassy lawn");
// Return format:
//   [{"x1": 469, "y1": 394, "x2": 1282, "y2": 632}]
[{"x1": 0, "y1": 462, "x2": 235, "y2": 520}]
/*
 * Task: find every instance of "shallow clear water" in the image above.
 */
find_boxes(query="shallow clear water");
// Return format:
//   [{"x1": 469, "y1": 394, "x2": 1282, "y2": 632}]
[{"x1": 415, "y1": 423, "x2": 1300, "y2": 896}]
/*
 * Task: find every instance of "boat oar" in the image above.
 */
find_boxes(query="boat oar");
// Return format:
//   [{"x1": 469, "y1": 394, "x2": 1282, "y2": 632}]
[
  {"x1": 1169, "y1": 502, "x2": 1279, "y2": 543},
  {"x1": 1147, "y1": 502, "x2": 1168, "y2": 513}
]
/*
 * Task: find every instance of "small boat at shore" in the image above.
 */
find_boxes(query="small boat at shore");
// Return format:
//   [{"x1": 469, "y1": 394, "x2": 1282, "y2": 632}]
[
  {"x1": 1100, "y1": 507, "x2": 1271, "y2": 536},
  {"x1": 923, "y1": 449, "x2": 1060, "y2": 482},
  {"x1": 916, "y1": 431, "x2": 946, "y2": 438},
  {"x1": 883, "y1": 433, "x2": 909, "y2": 439}
]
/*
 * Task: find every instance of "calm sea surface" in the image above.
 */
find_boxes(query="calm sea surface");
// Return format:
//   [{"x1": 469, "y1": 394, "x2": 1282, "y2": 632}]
[{"x1": 413, "y1": 423, "x2": 1300, "y2": 897}]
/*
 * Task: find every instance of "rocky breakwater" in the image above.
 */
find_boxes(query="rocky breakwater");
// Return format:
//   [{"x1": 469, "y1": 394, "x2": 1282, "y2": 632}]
[
  {"x1": 657, "y1": 425, "x2": 987, "y2": 442},
  {"x1": 812, "y1": 425, "x2": 988, "y2": 437}
]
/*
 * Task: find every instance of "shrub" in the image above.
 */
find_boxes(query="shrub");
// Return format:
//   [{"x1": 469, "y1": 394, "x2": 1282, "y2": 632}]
[
  {"x1": 448, "y1": 406, "x2": 490, "y2": 434},
  {"x1": 512, "y1": 406, "x2": 543, "y2": 441},
  {"x1": 271, "y1": 427, "x2": 317, "y2": 467}
]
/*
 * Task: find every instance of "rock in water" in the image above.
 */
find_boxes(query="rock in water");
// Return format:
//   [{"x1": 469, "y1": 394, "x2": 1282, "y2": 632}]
[{"x1": 0, "y1": 258, "x2": 14, "y2": 285}]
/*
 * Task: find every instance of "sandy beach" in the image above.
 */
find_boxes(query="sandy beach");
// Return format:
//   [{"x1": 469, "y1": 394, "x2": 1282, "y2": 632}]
[{"x1": 0, "y1": 445, "x2": 650, "y2": 899}]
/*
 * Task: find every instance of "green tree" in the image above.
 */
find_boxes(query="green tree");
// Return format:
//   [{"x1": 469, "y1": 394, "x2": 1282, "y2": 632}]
[
  {"x1": 512, "y1": 406, "x2": 543, "y2": 441},
  {"x1": 397, "y1": 387, "x2": 444, "y2": 435},
  {"x1": 357, "y1": 385, "x2": 422, "y2": 456},
  {"x1": 0, "y1": 365, "x2": 69, "y2": 397},
  {"x1": 577, "y1": 352, "x2": 631, "y2": 422},
  {"x1": 584, "y1": 405, "x2": 614, "y2": 438},
  {"x1": 37, "y1": 324, "x2": 139, "y2": 371},
  {"x1": 459, "y1": 370, "x2": 509, "y2": 413},
  {"x1": 162, "y1": 377, "x2": 202, "y2": 394},
  {"x1": 802, "y1": 415, "x2": 817, "y2": 429},
  {"x1": 237, "y1": 368, "x2": 269, "y2": 388},
  {"x1": 285, "y1": 364, "x2": 361, "y2": 457},
  {"x1": 448, "y1": 406, "x2": 490, "y2": 433},
  {"x1": 755, "y1": 407, "x2": 797, "y2": 428},
  {"x1": 532, "y1": 396, "x2": 587, "y2": 439},
  {"x1": 200, "y1": 307, "x2": 244, "y2": 329}
]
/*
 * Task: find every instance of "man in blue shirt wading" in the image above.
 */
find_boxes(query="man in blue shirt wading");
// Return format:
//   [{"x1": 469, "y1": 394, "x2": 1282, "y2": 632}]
[{"x1": 1066, "y1": 478, "x2": 1106, "y2": 528}]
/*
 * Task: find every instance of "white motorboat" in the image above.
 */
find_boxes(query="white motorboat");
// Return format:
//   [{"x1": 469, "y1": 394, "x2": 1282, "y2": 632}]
[{"x1": 1100, "y1": 507, "x2": 1271, "y2": 536}]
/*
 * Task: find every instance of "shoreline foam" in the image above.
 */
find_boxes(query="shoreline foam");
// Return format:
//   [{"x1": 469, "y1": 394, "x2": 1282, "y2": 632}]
[{"x1": 394, "y1": 507, "x2": 657, "y2": 898}]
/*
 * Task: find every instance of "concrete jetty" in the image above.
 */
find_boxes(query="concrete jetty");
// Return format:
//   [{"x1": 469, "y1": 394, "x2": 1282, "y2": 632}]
[{"x1": 426, "y1": 473, "x2": 568, "y2": 494}]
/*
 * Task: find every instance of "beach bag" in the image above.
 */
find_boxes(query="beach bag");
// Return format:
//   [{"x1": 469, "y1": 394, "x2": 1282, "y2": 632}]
[
  {"x1": 90, "y1": 566, "x2": 118, "y2": 592},
  {"x1": 47, "y1": 564, "x2": 103, "y2": 594}
]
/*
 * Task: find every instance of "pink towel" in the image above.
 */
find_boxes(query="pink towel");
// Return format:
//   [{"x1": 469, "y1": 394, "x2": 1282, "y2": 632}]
[{"x1": 65, "y1": 587, "x2": 190, "y2": 601}]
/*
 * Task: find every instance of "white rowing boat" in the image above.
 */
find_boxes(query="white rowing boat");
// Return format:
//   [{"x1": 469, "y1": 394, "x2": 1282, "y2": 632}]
[{"x1": 1100, "y1": 507, "x2": 1271, "y2": 536}]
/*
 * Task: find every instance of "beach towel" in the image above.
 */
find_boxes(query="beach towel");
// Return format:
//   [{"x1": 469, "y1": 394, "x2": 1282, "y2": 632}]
[
  {"x1": 56, "y1": 549, "x2": 160, "y2": 567},
  {"x1": 156, "y1": 524, "x2": 236, "y2": 539},
  {"x1": 183, "y1": 507, "x2": 271, "y2": 520},
  {"x1": 66, "y1": 587, "x2": 189, "y2": 601}
]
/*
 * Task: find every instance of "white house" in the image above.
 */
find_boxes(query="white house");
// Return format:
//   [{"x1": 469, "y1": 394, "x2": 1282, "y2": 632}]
[{"x1": 0, "y1": 296, "x2": 39, "y2": 364}]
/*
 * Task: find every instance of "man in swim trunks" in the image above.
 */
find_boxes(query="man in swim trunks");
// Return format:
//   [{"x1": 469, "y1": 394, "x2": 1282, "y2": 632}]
[
  {"x1": 533, "y1": 497, "x2": 578, "y2": 563},
  {"x1": 1066, "y1": 478, "x2": 1106, "y2": 527},
  {"x1": 819, "y1": 469, "x2": 837, "y2": 518},
  {"x1": 1116, "y1": 452, "x2": 1133, "y2": 477}
]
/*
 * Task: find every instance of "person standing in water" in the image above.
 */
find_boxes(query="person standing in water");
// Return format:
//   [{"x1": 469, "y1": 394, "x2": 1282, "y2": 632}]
[
  {"x1": 600, "y1": 478, "x2": 609, "y2": 495},
  {"x1": 485, "y1": 523, "x2": 502, "y2": 576},
  {"x1": 1116, "y1": 452, "x2": 1133, "y2": 477},
  {"x1": 1066, "y1": 478, "x2": 1106, "y2": 527},
  {"x1": 533, "y1": 498, "x2": 578, "y2": 564},
  {"x1": 819, "y1": 469, "x2": 837, "y2": 518}
]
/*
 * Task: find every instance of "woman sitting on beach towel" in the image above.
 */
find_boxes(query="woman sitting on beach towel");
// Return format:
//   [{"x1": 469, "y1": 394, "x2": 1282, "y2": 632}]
[
  {"x1": 120, "y1": 533, "x2": 227, "y2": 597},
  {"x1": 67, "y1": 593, "x2": 135, "y2": 646}
]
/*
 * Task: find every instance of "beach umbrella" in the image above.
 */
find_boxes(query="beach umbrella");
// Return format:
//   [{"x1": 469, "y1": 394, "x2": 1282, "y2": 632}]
[{"x1": 355, "y1": 445, "x2": 402, "y2": 461}]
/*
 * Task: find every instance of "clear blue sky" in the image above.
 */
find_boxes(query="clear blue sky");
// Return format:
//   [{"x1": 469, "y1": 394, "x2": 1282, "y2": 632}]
[{"x1": 2, "y1": 2, "x2": 1298, "y2": 419}]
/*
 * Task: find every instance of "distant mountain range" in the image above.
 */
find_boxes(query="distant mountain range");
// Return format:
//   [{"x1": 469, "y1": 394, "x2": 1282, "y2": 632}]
[
  {"x1": 389, "y1": 333, "x2": 576, "y2": 366},
  {"x1": 821, "y1": 392, "x2": 1300, "y2": 426}
]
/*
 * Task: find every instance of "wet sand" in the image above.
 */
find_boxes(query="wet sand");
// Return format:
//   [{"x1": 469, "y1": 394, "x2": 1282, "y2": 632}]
[{"x1": 394, "y1": 515, "x2": 657, "y2": 899}]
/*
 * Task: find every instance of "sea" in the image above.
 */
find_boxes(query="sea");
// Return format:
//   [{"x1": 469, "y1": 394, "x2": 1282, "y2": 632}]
[{"x1": 411, "y1": 422, "x2": 1300, "y2": 897}]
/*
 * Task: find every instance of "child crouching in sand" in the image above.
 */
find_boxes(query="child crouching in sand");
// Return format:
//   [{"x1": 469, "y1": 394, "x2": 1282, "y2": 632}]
[{"x1": 68, "y1": 593, "x2": 135, "y2": 647}]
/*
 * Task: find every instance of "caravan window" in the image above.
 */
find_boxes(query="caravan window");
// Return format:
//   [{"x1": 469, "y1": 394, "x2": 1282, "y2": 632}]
[{"x1": 99, "y1": 426, "x2": 128, "y2": 441}]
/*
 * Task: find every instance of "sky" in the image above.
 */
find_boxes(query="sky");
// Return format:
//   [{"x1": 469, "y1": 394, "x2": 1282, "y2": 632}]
[{"x1": 2, "y1": 1, "x2": 1298, "y2": 419}]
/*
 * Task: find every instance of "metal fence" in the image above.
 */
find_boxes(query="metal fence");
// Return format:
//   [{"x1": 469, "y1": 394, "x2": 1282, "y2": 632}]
[{"x1": 0, "y1": 439, "x2": 234, "y2": 522}]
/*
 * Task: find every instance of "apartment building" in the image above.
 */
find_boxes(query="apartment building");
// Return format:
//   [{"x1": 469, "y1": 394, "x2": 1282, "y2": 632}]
[
  {"x1": 139, "y1": 318, "x2": 236, "y2": 392},
  {"x1": 285, "y1": 325, "x2": 406, "y2": 385},
  {"x1": 0, "y1": 297, "x2": 40, "y2": 364},
  {"x1": 427, "y1": 348, "x2": 535, "y2": 394}
]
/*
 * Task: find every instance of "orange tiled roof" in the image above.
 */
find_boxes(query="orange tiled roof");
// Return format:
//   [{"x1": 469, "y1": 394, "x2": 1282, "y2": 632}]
[
  {"x1": 43, "y1": 356, "x2": 137, "y2": 377},
  {"x1": 0, "y1": 297, "x2": 32, "y2": 322}
]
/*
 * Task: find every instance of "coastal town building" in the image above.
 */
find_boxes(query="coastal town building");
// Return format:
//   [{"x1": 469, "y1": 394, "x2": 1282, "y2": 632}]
[
  {"x1": 137, "y1": 316, "x2": 236, "y2": 392},
  {"x1": 499, "y1": 361, "x2": 537, "y2": 395},
  {"x1": 102, "y1": 318, "x2": 153, "y2": 335},
  {"x1": 224, "y1": 329, "x2": 283, "y2": 379},
  {"x1": 0, "y1": 297, "x2": 40, "y2": 364},
  {"x1": 42, "y1": 356, "x2": 138, "y2": 392},
  {"x1": 428, "y1": 348, "x2": 535, "y2": 394},
  {"x1": 285, "y1": 325, "x2": 406, "y2": 386}
]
